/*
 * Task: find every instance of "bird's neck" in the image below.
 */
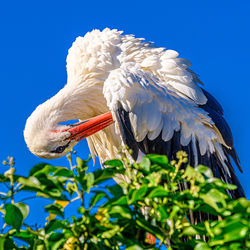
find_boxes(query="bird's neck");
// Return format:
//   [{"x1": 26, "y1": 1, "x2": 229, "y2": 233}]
[{"x1": 29, "y1": 80, "x2": 108, "y2": 132}]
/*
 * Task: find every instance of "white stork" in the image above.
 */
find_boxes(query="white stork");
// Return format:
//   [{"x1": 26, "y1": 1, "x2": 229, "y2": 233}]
[{"x1": 24, "y1": 28, "x2": 245, "y2": 198}]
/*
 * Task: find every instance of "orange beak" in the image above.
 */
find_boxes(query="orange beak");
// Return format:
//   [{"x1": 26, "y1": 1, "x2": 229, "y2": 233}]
[{"x1": 62, "y1": 112, "x2": 114, "y2": 141}]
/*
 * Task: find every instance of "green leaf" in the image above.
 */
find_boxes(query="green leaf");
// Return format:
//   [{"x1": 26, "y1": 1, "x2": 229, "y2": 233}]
[
  {"x1": 148, "y1": 186, "x2": 169, "y2": 198},
  {"x1": 51, "y1": 238, "x2": 65, "y2": 250},
  {"x1": 45, "y1": 219, "x2": 66, "y2": 234},
  {"x1": 129, "y1": 185, "x2": 148, "y2": 204},
  {"x1": 194, "y1": 242, "x2": 212, "y2": 250},
  {"x1": 13, "y1": 230, "x2": 34, "y2": 244},
  {"x1": 135, "y1": 215, "x2": 164, "y2": 241},
  {"x1": 29, "y1": 163, "x2": 54, "y2": 176},
  {"x1": 103, "y1": 159, "x2": 123, "y2": 168},
  {"x1": 200, "y1": 189, "x2": 227, "y2": 212},
  {"x1": 101, "y1": 225, "x2": 120, "y2": 238},
  {"x1": 145, "y1": 172, "x2": 162, "y2": 186},
  {"x1": 146, "y1": 154, "x2": 173, "y2": 170},
  {"x1": 0, "y1": 174, "x2": 8, "y2": 182},
  {"x1": 195, "y1": 165, "x2": 213, "y2": 179},
  {"x1": 107, "y1": 185, "x2": 124, "y2": 197},
  {"x1": 90, "y1": 192, "x2": 107, "y2": 208},
  {"x1": 94, "y1": 168, "x2": 120, "y2": 185},
  {"x1": 228, "y1": 243, "x2": 243, "y2": 249},
  {"x1": 109, "y1": 205, "x2": 132, "y2": 219},
  {"x1": 86, "y1": 172, "x2": 95, "y2": 190},
  {"x1": 15, "y1": 202, "x2": 29, "y2": 219},
  {"x1": 147, "y1": 154, "x2": 169, "y2": 166},
  {"x1": 76, "y1": 156, "x2": 89, "y2": 169},
  {"x1": 45, "y1": 203, "x2": 64, "y2": 218},
  {"x1": 157, "y1": 205, "x2": 169, "y2": 220},
  {"x1": 48, "y1": 233, "x2": 66, "y2": 250},
  {"x1": 54, "y1": 167, "x2": 73, "y2": 177},
  {"x1": 223, "y1": 220, "x2": 249, "y2": 242},
  {"x1": 126, "y1": 244, "x2": 143, "y2": 250},
  {"x1": 182, "y1": 226, "x2": 200, "y2": 236},
  {"x1": 48, "y1": 232, "x2": 65, "y2": 241},
  {"x1": 211, "y1": 178, "x2": 237, "y2": 190},
  {"x1": 183, "y1": 166, "x2": 205, "y2": 183},
  {"x1": 169, "y1": 205, "x2": 180, "y2": 219},
  {"x1": 18, "y1": 176, "x2": 43, "y2": 190},
  {"x1": 37, "y1": 189, "x2": 68, "y2": 201},
  {"x1": 229, "y1": 198, "x2": 250, "y2": 214},
  {"x1": 109, "y1": 196, "x2": 128, "y2": 206},
  {"x1": 139, "y1": 157, "x2": 151, "y2": 172},
  {"x1": 4, "y1": 203, "x2": 23, "y2": 230}
]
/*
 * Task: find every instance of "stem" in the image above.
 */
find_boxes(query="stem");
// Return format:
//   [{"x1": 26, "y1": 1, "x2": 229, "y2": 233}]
[
  {"x1": 24, "y1": 223, "x2": 46, "y2": 239},
  {"x1": 19, "y1": 195, "x2": 37, "y2": 202},
  {"x1": 10, "y1": 169, "x2": 14, "y2": 204},
  {"x1": 172, "y1": 161, "x2": 181, "y2": 181},
  {"x1": 67, "y1": 153, "x2": 85, "y2": 207},
  {"x1": 3, "y1": 182, "x2": 10, "y2": 189},
  {"x1": 71, "y1": 196, "x2": 81, "y2": 202}
]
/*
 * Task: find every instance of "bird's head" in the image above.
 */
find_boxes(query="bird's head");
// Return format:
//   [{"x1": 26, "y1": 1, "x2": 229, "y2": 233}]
[
  {"x1": 24, "y1": 28, "x2": 121, "y2": 159},
  {"x1": 24, "y1": 109, "x2": 113, "y2": 159}
]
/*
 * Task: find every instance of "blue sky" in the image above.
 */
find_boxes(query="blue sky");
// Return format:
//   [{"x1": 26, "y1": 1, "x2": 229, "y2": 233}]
[{"x1": 0, "y1": 0, "x2": 249, "y2": 226}]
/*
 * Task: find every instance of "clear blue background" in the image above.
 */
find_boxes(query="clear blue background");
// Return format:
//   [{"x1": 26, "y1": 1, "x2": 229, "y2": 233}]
[{"x1": 0, "y1": 0, "x2": 249, "y2": 227}]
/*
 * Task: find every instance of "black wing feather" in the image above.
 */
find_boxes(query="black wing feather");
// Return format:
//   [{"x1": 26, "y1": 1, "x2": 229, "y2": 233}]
[
  {"x1": 201, "y1": 88, "x2": 224, "y2": 115},
  {"x1": 201, "y1": 105, "x2": 233, "y2": 148},
  {"x1": 116, "y1": 105, "x2": 245, "y2": 198}
]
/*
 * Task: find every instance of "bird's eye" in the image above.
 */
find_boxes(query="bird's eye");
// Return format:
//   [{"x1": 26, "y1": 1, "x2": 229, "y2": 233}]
[
  {"x1": 51, "y1": 145, "x2": 67, "y2": 154},
  {"x1": 55, "y1": 146, "x2": 65, "y2": 153}
]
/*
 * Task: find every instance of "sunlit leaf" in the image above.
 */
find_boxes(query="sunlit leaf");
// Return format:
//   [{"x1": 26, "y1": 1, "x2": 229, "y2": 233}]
[
  {"x1": 195, "y1": 165, "x2": 213, "y2": 179},
  {"x1": 29, "y1": 163, "x2": 54, "y2": 176},
  {"x1": 200, "y1": 189, "x2": 227, "y2": 212},
  {"x1": 194, "y1": 242, "x2": 211, "y2": 250},
  {"x1": 108, "y1": 205, "x2": 132, "y2": 219},
  {"x1": 86, "y1": 172, "x2": 95, "y2": 191},
  {"x1": 15, "y1": 202, "x2": 29, "y2": 219},
  {"x1": 148, "y1": 186, "x2": 169, "y2": 198},
  {"x1": 124, "y1": 244, "x2": 144, "y2": 250},
  {"x1": 139, "y1": 157, "x2": 151, "y2": 172},
  {"x1": 18, "y1": 176, "x2": 43, "y2": 190},
  {"x1": 183, "y1": 166, "x2": 205, "y2": 183},
  {"x1": 101, "y1": 225, "x2": 120, "y2": 238}
]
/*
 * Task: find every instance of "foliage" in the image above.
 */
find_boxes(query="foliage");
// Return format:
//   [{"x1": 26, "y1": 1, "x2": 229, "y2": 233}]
[{"x1": 0, "y1": 151, "x2": 249, "y2": 249}]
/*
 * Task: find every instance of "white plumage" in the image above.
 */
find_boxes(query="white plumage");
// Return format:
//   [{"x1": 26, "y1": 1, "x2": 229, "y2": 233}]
[{"x1": 24, "y1": 28, "x2": 244, "y2": 198}]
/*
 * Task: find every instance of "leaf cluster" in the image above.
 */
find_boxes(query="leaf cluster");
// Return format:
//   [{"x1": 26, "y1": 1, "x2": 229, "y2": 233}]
[{"x1": 0, "y1": 152, "x2": 249, "y2": 249}]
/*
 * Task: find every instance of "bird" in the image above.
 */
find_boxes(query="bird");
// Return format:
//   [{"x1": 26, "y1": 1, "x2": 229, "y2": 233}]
[{"x1": 24, "y1": 28, "x2": 245, "y2": 199}]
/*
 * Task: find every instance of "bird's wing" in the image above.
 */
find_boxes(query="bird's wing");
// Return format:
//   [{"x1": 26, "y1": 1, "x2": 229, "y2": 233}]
[
  {"x1": 140, "y1": 49, "x2": 207, "y2": 105},
  {"x1": 104, "y1": 63, "x2": 244, "y2": 198}
]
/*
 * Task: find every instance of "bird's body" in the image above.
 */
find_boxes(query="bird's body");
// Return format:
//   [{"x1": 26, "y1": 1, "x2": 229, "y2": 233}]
[{"x1": 24, "y1": 28, "x2": 245, "y2": 198}]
